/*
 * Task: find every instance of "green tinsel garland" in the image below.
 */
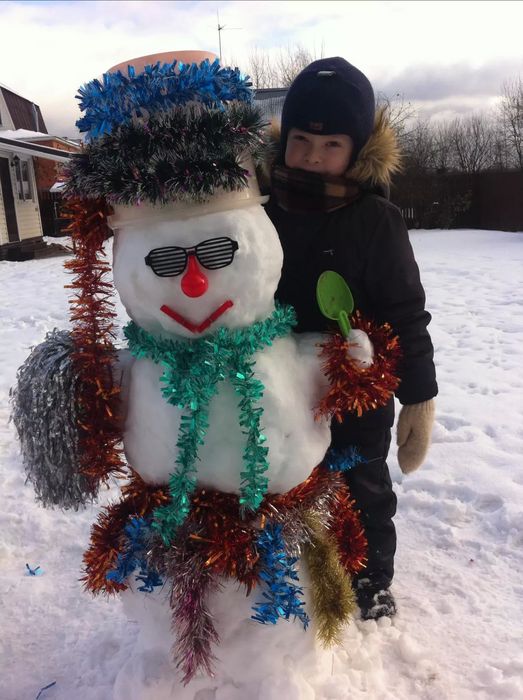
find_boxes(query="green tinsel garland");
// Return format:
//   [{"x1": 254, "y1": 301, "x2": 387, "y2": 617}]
[{"x1": 124, "y1": 304, "x2": 296, "y2": 544}]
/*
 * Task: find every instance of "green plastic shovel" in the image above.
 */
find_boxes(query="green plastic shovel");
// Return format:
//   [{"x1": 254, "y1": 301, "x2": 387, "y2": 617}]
[{"x1": 316, "y1": 270, "x2": 355, "y2": 338}]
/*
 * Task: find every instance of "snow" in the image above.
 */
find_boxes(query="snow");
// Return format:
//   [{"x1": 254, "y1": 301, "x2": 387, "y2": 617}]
[
  {"x1": 0, "y1": 129, "x2": 52, "y2": 140},
  {"x1": 0, "y1": 129, "x2": 80, "y2": 148},
  {"x1": 2, "y1": 228, "x2": 523, "y2": 699}
]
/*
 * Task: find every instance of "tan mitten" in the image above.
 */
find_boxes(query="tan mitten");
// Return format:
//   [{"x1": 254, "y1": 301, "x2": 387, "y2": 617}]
[{"x1": 396, "y1": 399, "x2": 435, "y2": 474}]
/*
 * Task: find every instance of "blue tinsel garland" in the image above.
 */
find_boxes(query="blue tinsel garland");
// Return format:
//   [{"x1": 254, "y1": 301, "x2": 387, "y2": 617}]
[
  {"x1": 324, "y1": 445, "x2": 366, "y2": 472},
  {"x1": 124, "y1": 304, "x2": 296, "y2": 545},
  {"x1": 251, "y1": 522, "x2": 309, "y2": 629},
  {"x1": 106, "y1": 517, "x2": 163, "y2": 592},
  {"x1": 76, "y1": 58, "x2": 253, "y2": 138}
]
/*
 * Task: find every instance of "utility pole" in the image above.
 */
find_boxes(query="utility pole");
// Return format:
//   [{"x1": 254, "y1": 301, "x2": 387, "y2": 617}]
[
  {"x1": 216, "y1": 9, "x2": 241, "y2": 62},
  {"x1": 217, "y1": 9, "x2": 224, "y2": 61}
]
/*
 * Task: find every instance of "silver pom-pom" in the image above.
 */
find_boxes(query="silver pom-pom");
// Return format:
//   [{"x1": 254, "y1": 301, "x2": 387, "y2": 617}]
[{"x1": 10, "y1": 329, "x2": 98, "y2": 509}]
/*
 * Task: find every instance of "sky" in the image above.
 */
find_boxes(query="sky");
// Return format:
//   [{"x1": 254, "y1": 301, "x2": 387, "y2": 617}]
[{"x1": 1, "y1": 0, "x2": 523, "y2": 138}]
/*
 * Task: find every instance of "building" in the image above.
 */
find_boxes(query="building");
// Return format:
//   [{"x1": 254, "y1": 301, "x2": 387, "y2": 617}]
[
  {"x1": 254, "y1": 87, "x2": 287, "y2": 122},
  {"x1": 0, "y1": 83, "x2": 78, "y2": 260}
]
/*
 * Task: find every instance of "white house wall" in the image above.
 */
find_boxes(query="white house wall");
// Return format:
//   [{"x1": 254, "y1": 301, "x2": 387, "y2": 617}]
[
  {"x1": 13, "y1": 158, "x2": 42, "y2": 241},
  {"x1": 0, "y1": 89, "x2": 15, "y2": 131},
  {"x1": 0, "y1": 154, "x2": 43, "y2": 245}
]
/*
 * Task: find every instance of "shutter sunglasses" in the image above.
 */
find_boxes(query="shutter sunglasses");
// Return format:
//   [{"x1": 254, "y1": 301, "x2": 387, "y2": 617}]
[{"x1": 144, "y1": 237, "x2": 239, "y2": 277}]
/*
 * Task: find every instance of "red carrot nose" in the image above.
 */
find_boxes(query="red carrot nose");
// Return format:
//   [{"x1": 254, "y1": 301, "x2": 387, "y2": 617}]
[{"x1": 181, "y1": 254, "x2": 208, "y2": 297}]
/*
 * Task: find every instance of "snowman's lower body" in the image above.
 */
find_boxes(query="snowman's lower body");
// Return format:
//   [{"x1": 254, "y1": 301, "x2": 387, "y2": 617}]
[{"x1": 113, "y1": 567, "x2": 330, "y2": 700}]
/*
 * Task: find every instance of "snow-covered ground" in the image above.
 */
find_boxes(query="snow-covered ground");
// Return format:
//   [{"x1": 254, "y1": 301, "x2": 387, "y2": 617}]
[{"x1": 1, "y1": 229, "x2": 522, "y2": 700}]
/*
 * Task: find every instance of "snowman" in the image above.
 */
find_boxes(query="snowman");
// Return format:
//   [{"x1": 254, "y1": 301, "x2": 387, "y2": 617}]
[{"x1": 12, "y1": 52, "x2": 398, "y2": 700}]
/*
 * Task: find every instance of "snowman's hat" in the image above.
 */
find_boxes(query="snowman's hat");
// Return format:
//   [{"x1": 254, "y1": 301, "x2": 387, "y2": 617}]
[{"x1": 65, "y1": 51, "x2": 268, "y2": 215}]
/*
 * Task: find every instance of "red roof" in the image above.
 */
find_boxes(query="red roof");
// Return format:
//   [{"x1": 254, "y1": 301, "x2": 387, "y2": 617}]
[{"x1": 1, "y1": 86, "x2": 47, "y2": 132}]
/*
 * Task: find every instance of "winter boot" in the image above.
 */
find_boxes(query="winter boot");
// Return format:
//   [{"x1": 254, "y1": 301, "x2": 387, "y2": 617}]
[{"x1": 355, "y1": 578, "x2": 397, "y2": 620}]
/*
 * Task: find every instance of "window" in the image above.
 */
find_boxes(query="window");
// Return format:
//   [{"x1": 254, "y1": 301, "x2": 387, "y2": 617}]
[{"x1": 13, "y1": 156, "x2": 33, "y2": 201}]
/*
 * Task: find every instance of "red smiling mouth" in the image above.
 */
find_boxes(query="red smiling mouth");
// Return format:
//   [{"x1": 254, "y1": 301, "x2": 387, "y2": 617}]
[{"x1": 160, "y1": 300, "x2": 234, "y2": 333}]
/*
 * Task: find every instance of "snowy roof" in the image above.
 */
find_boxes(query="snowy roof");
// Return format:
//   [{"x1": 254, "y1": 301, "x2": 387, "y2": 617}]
[
  {"x1": 0, "y1": 129, "x2": 80, "y2": 149},
  {"x1": 0, "y1": 134, "x2": 74, "y2": 162}
]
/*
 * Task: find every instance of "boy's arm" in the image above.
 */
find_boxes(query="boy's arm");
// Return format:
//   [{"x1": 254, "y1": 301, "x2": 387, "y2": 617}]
[
  {"x1": 364, "y1": 202, "x2": 437, "y2": 405},
  {"x1": 364, "y1": 202, "x2": 438, "y2": 472}
]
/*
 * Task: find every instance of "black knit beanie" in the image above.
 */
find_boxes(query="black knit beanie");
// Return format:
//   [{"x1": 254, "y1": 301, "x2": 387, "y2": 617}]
[{"x1": 280, "y1": 57, "x2": 375, "y2": 166}]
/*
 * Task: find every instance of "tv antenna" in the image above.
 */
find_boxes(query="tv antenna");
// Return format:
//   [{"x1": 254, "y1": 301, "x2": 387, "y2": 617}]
[{"x1": 217, "y1": 9, "x2": 241, "y2": 61}]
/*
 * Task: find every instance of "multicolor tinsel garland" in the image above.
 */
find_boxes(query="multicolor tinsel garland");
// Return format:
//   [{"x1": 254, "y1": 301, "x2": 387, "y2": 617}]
[
  {"x1": 76, "y1": 58, "x2": 254, "y2": 138},
  {"x1": 62, "y1": 198, "x2": 125, "y2": 487},
  {"x1": 316, "y1": 311, "x2": 402, "y2": 420},
  {"x1": 83, "y1": 465, "x2": 367, "y2": 680},
  {"x1": 83, "y1": 471, "x2": 169, "y2": 595},
  {"x1": 124, "y1": 304, "x2": 297, "y2": 544},
  {"x1": 65, "y1": 103, "x2": 267, "y2": 205}
]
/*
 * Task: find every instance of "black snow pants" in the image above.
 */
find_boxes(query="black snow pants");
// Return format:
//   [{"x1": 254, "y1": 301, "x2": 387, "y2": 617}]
[{"x1": 333, "y1": 425, "x2": 397, "y2": 590}]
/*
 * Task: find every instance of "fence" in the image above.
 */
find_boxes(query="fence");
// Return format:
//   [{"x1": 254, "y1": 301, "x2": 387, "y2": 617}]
[{"x1": 392, "y1": 170, "x2": 523, "y2": 232}]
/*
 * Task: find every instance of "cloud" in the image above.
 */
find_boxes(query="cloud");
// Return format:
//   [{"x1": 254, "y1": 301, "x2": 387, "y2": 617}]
[
  {"x1": 375, "y1": 60, "x2": 522, "y2": 103},
  {"x1": 1, "y1": 0, "x2": 522, "y2": 136}
]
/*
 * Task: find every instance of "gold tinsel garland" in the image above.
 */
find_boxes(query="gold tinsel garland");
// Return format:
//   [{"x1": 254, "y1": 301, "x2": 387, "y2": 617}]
[{"x1": 304, "y1": 513, "x2": 357, "y2": 647}]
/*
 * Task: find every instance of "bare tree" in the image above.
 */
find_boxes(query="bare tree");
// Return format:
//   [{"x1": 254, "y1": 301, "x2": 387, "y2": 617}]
[
  {"x1": 432, "y1": 122, "x2": 457, "y2": 172},
  {"x1": 402, "y1": 119, "x2": 437, "y2": 173},
  {"x1": 247, "y1": 47, "x2": 278, "y2": 89},
  {"x1": 499, "y1": 77, "x2": 523, "y2": 170},
  {"x1": 274, "y1": 45, "x2": 320, "y2": 87},
  {"x1": 376, "y1": 92, "x2": 416, "y2": 148},
  {"x1": 247, "y1": 43, "x2": 324, "y2": 89},
  {"x1": 450, "y1": 115, "x2": 495, "y2": 173}
]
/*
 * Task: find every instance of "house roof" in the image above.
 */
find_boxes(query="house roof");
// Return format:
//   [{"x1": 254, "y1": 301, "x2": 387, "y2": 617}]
[
  {"x1": 0, "y1": 129, "x2": 81, "y2": 150},
  {"x1": 0, "y1": 85, "x2": 47, "y2": 132},
  {"x1": 0, "y1": 135, "x2": 73, "y2": 163},
  {"x1": 254, "y1": 88, "x2": 288, "y2": 101}
]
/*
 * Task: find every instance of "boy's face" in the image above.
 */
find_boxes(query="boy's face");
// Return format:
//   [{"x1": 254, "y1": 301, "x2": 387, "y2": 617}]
[{"x1": 285, "y1": 128, "x2": 354, "y2": 177}]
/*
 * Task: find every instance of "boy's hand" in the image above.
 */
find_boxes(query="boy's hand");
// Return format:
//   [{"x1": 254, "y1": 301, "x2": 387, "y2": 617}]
[
  {"x1": 346, "y1": 329, "x2": 374, "y2": 368},
  {"x1": 396, "y1": 399, "x2": 435, "y2": 473}
]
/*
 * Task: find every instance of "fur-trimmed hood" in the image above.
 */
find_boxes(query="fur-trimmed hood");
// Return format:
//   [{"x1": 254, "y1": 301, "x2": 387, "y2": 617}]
[{"x1": 260, "y1": 106, "x2": 402, "y2": 191}]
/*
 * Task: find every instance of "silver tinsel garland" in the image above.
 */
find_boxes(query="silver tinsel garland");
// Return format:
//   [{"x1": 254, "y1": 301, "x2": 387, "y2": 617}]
[{"x1": 10, "y1": 329, "x2": 99, "y2": 509}]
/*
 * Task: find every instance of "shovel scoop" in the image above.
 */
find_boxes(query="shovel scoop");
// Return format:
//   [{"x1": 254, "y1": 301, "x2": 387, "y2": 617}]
[{"x1": 316, "y1": 270, "x2": 355, "y2": 338}]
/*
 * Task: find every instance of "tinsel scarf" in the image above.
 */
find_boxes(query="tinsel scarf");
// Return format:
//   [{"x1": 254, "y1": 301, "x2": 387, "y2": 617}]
[{"x1": 124, "y1": 304, "x2": 297, "y2": 544}]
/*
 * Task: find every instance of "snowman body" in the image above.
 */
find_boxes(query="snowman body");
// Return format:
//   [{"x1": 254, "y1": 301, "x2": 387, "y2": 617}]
[{"x1": 110, "y1": 202, "x2": 335, "y2": 699}]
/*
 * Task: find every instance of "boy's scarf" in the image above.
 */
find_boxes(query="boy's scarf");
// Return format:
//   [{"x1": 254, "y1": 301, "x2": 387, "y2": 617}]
[{"x1": 271, "y1": 165, "x2": 361, "y2": 214}]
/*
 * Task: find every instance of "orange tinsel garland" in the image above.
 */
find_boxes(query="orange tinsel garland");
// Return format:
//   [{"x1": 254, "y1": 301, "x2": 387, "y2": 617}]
[
  {"x1": 62, "y1": 198, "x2": 126, "y2": 489},
  {"x1": 316, "y1": 311, "x2": 402, "y2": 420},
  {"x1": 330, "y1": 491, "x2": 368, "y2": 575}
]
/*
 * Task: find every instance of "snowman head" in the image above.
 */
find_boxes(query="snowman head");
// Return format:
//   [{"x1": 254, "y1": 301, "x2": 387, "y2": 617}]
[
  {"x1": 112, "y1": 200, "x2": 283, "y2": 338},
  {"x1": 66, "y1": 51, "x2": 280, "y2": 338}
]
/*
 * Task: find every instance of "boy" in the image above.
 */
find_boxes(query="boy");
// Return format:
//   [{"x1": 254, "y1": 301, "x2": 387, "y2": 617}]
[{"x1": 265, "y1": 57, "x2": 438, "y2": 620}]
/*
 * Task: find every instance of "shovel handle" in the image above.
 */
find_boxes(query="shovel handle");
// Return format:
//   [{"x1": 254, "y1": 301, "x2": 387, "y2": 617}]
[{"x1": 338, "y1": 310, "x2": 351, "y2": 338}]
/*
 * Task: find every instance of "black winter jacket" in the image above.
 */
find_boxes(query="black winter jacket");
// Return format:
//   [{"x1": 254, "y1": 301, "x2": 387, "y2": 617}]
[{"x1": 266, "y1": 191, "x2": 438, "y2": 443}]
